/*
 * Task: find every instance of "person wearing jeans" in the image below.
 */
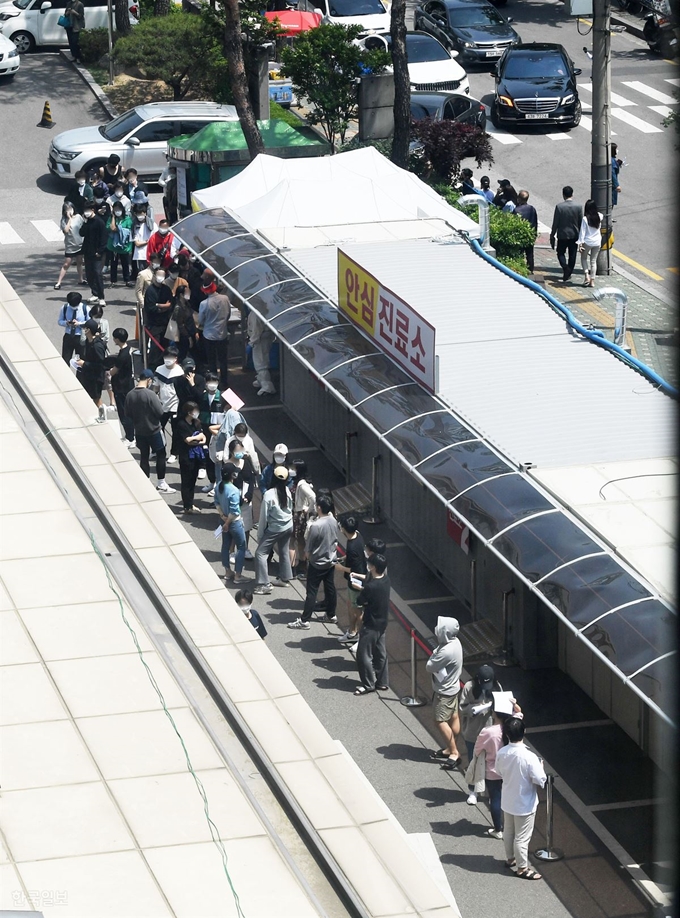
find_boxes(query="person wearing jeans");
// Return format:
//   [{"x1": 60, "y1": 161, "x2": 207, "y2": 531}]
[
  {"x1": 288, "y1": 494, "x2": 340, "y2": 630},
  {"x1": 215, "y1": 463, "x2": 248, "y2": 584},
  {"x1": 495, "y1": 717, "x2": 547, "y2": 880},
  {"x1": 474, "y1": 699, "x2": 520, "y2": 839},
  {"x1": 550, "y1": 185, "x2": 583, "y2": 283},
  {"x1": 578, "y1": 199, "x2": 603, "y2": 288},
  {"x1": 254, "y1": 467, "x2": 293, "y2": 595}
]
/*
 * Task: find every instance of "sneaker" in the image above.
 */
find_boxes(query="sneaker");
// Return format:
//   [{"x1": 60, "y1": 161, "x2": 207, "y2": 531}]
[
  {"x1": 157, "y1": 481, "x2": 176, "y2": 493},
  {"x1": 254, "y1": 585, "x2": 272, "y2": 595},
  {"x1": 88, "y1": 295, "x2": 99, "y2": 304},
  {"x1": 233, "y1": 575, "x2": 251, "y2": 584},
  {"x1": 181, "y1": 506, "x2": 202, "y2": 514},
  {"x1": 197, "y1": 468, "x2": 207, "y2": 480},
  {"x1": 252, "y1": 379, "x2": 261, "y2": 388},
  {"x1": 322, "y1": 614, "x2": 338, "y2": 624},
  {"x1": 167, "y1": 455, "x2": 177, "y2": 464},
  {"x1": 272, "y1": 579, "x2": 291, "y2": 588},
  {"x1": 486, "y1": 828, "x2": 503, "y2": 839},
  {"x1": 126, "y1": 439, "x2": 136, "y2": 449},
  {"x1": 205, "y1": 488, "x2": 215, "y2": 498},
  {"x1": 201, "y1": 484, "x2": 213, "y2": 493},
  {"x1": 80, "y1": 280, "x2": 89, "y2": 287},
  {"x1": 287, "y1": 618, "x2": 310, "y2": 630},
  {"x1": 102, "y1": 265, "x2": 110, "y2": 274},
  {"x1": 338, "y1": 631, "x2": 358, "y2": 643},
  {"x1": 349, "y1": 641, "x2": 359, "y2": 653},
  {"x1": 98, "y1": 301, "x2": 106, "y2": 307},
  {"x1": 229, "y1": 554, "x2": 236, "y2": 565},
  {"x1": 53, "y1": 282, "x2": 61, "y2": 290},
  {"x1": 125, "y1": 281, "x2": 134, "y2": 288},
  {"x1": 244, "y1": 549, "x2": 254, "y2": 560},
  {"x1": 466, "y1": 793, "x2": 478, "y2": 806},
  {"x1": 109, "y1": 282, "x2": 117, "y2": 288}
]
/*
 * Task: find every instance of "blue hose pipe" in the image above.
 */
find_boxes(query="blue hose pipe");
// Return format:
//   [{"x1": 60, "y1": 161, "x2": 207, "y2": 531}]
[{"x1": 468, "y1": 238, "x2": 677, "y2": 399}]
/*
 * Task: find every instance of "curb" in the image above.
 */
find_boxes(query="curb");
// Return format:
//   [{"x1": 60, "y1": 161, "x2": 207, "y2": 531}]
[
  {"x1": 611, "y1": 11, "x2": 646, "y2": 40},
  {"x1": 59, "y1": 49, "x2": 118, "y2": 120}
]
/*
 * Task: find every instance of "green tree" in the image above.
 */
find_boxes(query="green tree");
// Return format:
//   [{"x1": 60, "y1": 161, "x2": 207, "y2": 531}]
[
  {"x1": 281, "y1": 23, "x2": 389, "y2": 150},
  {"x1": 114, "y1": 12, "x2": 229, "y2": 100},
  {"x1": 390, "y1": 0, "x2": 410, "y2": 169},
  {"x1": 411, "y1": 119, "x2": 493, "y2": 184}
]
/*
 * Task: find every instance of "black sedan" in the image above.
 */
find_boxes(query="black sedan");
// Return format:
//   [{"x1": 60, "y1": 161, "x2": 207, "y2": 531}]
[
  {"x1": 410, "y1": 90, "x2": 487, "y2": 128},
  {"x1": 414, "y1": 0, "x2": 520, "y2": 67},
  {"x1": 491, "y1": 43, "x2": 582, "y2": 129}
]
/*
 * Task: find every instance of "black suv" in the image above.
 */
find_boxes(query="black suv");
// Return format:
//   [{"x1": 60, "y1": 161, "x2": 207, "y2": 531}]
[
  {"x1": 414, "y1": 0, "x2": 520, "y2": 67},
  {"x1": 491, "y1": 43, "x2": 582, "y2": 129}
]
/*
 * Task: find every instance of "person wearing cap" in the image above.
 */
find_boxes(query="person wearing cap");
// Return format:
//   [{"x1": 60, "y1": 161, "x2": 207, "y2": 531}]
[
  {"x1": 478, "y1": 176, "x2": 494, "y2": 203},
  {"x1": 426, "y1": 616, "x2": 464, "y2": 769},
  {"x1": 146, "y1": 219, "x2": 179, "y2": 271},
  {"x1": 473, "y1": 693, "x2": 519, "y2": 839},
  {"x1": 75, "y1": 319, "x2": 107, "y2": 422},
  {"x1": 493, "y1": 179, "x2": 518, "y2": 213},
  {"x1": 99, "y1": 154, "x2": 124, "y2": 195},
  {"x1": 80, "y1": 201, "x2": 108, "y2": 307},
  {"x1": 198, "y1": 273, "x2": 231, "y2": 387},
  {"x1": 254, "y1": 465, "x2": 294, "y2": 594},
  {"x1": 460, "y1": 665, "x2": 514, "y2": 805},
  {"x1": 288, "y1": 493, "x2": 340, "y2": 629},
  {"x1": 259, "y1": 444, "x2": 290, "y2": 495},
  {"x1": 495, "y1": 717, "x2": 546, "y2": 880},
  {"x1": 125, "y1": 370, "x2": 175, "y2": 493},
  {"x1": 215, "y1": 461, "x2": 250, "y2": 584}
]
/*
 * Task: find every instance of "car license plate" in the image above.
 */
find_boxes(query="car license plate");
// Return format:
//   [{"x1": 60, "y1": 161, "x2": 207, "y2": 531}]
[
  {"x1": 485, "y1": 50, "x2": 500, "y2": 57},
  {"x1": 525, "y1": 113, "x2": 549, "y2": 119}
]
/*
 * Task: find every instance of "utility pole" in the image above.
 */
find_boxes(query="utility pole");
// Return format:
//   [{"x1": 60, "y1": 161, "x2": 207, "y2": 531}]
[{"x1": 591, "y1": 0, "x2": 612, "y2": 274}]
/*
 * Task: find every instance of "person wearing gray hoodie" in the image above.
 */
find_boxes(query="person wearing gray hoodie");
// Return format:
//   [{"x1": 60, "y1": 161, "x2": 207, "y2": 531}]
[{"x1": 426, "y1": 617, "x2": 464, "y2": 769}]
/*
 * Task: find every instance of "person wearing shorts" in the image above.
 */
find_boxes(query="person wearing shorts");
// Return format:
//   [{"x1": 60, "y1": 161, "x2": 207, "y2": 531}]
[{"x1": 426, "y1": 617, "x2": 463, "y2": 769}]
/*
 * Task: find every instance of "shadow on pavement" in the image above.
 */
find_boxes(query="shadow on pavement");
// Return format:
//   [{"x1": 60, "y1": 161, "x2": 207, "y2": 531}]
[
  {"x1": 376, "y1": 743, "x2": 434, "y2": 764},
  {"x1": 414, "y1": 786, "x2": 467, "y2": 808},
  {"x1": 440, "y1": 852, "x2": 505, "y2": 875},
  {"x1": 311, "y1": 655, "x2": 356, "y2": 673},
  {"x1": 312, "y1": 675, "x2": 356, "y2": 692}
]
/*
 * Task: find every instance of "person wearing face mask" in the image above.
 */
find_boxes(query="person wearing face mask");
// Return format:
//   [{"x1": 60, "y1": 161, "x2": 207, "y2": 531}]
[
  {"x1": 55, "y1": 201, "x2": 85, "y2": 290},
  {"x1": 146, "y1": 219, "x2": 178, "y2": 271},
  {"x1": 175, "y1": 400, "x2": 207, "y2": 513},
  {"x1": 75, "y1": 319, "x2": 107, "y2": 422},
  {"x1": 197, "y1": 372, "x2": 223, "y2": 493},
  {"x1": 104, "y1": 327, "x2": 135, "y2": 445},
  {"x1": 106, "y1": 201, "x2": 133, "y2": 288},
  {"x1": 198, "y1": 272, "x2": 231, "y2": 387},
  {"x1": 58, "y1": 291, "x2": 89, "y2": 363},
  {"x1": 131, "y1": 206, "x2": 157, "y2": 282},
  {"x1": 125, "y1": 369, "x2": 175, "y2": 493},
  {"x1": 168, "y1": 283, "x2": 198, "y2": 363},
  {"x1": 107, "y1": 181, "x2": 131, "y2": 215},
  {"x1": 98, "y1": 154, "x2": 123, "y2": 195},
  {"x1": 153, "y1": 345, "x2": 184, "y2": 460},
  {"x1": 215, "y1": 462, "x2": 250, "y2": 584},
  {"x1": 64, "y1": 170, "x2": 93, "y2": 215},
  {"x1": 135, "y1": 252, "x2": 159, "y2": 308},
  {"x1": 224, "y1": 437, "x2": 255, "y2": 559},
  {"x1": 259, "y1": 444, "x2": 290, "y2": 495},
  {"x1": 87, "y1": 170, "x2": 109, "y2": 200},
  {"x1": 235, "y1": 590, "x2": 267, "y2": 639},
  {"x1": 144, "y1": 271, "x2": 173, "y2": 366},
  {"x1": 80, "y1": 203, "x2": 108, "y2": 307},
  {"x1": 289, "y1": 460, "x2": 315, "y2": 580},
  {"x1": 123, "y1": 168, "x2": 148, "y2": 201},
  {"x1": 231, "y1": 421, "x2": 260, "y2": 475}
]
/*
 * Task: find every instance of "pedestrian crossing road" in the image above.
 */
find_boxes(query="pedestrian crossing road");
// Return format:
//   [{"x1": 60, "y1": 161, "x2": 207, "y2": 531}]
[{"x1": 483, "y1": 76, "x2": 676, "y2": 145}]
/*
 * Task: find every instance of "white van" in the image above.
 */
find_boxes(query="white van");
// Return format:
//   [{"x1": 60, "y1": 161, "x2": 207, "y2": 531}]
[{"x1": 0, "y1": 0, "x2": 135, "y2": 53}]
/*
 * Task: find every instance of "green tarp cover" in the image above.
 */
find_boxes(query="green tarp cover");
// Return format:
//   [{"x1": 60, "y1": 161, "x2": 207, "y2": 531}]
[{"x1": 169, "y1": 119, "x2": 329, "y2": 162}]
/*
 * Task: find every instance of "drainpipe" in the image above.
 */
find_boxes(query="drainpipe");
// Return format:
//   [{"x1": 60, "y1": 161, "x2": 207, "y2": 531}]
[
  {"x1": 593, "y1": 287, "x2": 629, "y2": 351},
  {"x1": 458, "y1": 193, "x2": 491, "y2": 252}
]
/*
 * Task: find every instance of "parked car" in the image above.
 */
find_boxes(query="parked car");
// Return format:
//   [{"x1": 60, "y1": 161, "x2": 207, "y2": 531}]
[
  {"x1": 360, "y1": 30, "x2": 470, "y2": 94},
  {"x1": 414, "y1": 0, "x2": 519, "y2": 67},
  {"x1": 48, "y1": 102, "x2": 239, "y2": 183},
  {"x1": 0, "y1": 0, "x2": 136, "y2": 53},
  {"x1": 297, "y1": 0, "x2": 391, "y2": 35},
  {"x1": 410, "y1": 90, "x2": 486, "y2": 127},
  {"x1": 0, "y1": 27, "x2": 20, "y2": 75},
  {"x1": 491, "y1": 43, "x2": 582, "y2": 129}
]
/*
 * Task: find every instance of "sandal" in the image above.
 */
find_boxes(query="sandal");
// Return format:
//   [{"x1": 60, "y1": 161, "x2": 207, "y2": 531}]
[
  {"x1": 517, "y1": 868, "x2": 542, "y2": 881},
  {"x1": 53, "y1": 282, "x2": 61, "y2": 289},
  {"x1": 376, "y1": 684, "x2": 389, "y2": 691},
  {"x1": 440, "y1": 757, "x2": 463, "y2": 770},
  {"x1": 504, "y1": 859, "x2": 517, "y2": 872},
  {"x1": 431, "y1": 749, "x2": 451, "y2": 761},
  {"x1": 354, "y1": 686, "x2": 374, "y2": 696}
]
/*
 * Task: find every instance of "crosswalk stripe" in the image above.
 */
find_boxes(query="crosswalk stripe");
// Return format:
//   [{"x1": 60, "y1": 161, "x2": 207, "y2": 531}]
[
  {"x1": 545, "y1": 132, "x2": 572, "y2": 140},
  {"x1": 0, "y1": 222, "x2": 24, "y2": 245},
  {"x1": 578, "y1": 83, "x2": 636, "y2": 107},
  {"x1": 580, "y1": 116, "x2": 592, "y2": 132},
  {"x1": 483, "y1": 107, "x2": 522, "y2": 144},
  {"x1": 665, "y1": 78, "x2": 680, "y2": 87},
  {"x1": 621, "y1": 81, "x2": 676, "y2": 105},
  {"x1": 611, "y1": 107, "x2": 663, "y2": 133},
  {"x1": 30, "y1": 220, "x2": 63, "y2": 243},
  {"x1": 649, "y1": 104, "x2": 672, "y2": 118}
]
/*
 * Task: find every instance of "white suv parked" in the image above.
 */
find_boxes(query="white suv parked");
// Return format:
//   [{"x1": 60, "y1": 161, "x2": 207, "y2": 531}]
[
  {"x1": 0, "y1": 0, "x2": 135, "y2": 53},
  {"x1": 48, "y1": 101, "x2": 239, "y2": 183}
]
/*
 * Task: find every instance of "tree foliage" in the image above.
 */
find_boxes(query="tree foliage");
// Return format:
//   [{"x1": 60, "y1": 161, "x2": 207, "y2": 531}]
[
  {"x1": 281, "y1": 23, "x2": 389, "y2": 150},
  {"x1": 114, "y1": 12, "x2": 229, "y2": 101},
  {"x1": 411, "y1": 119, "x2": 493, "y2": 184}
]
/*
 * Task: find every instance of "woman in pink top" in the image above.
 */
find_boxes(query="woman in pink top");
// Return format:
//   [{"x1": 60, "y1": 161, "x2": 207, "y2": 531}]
[{"x1": 475, "y1": 697, "x2": 521, "y2": 839}]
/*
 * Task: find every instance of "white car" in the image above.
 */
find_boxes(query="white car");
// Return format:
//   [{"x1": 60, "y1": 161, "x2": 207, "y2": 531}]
[
  {"x1": 297, "y1": 0, "x2": 391, "y2": 36},
  {"x1": 360, "y1": 30, "x2": 470, "y2": 95},
  {"x1": 0, "y1": 0, "x2": 136, "y2": 53},
  {"x1": 0, "y1": 27, "x2": 19, "y2": 76},
  {"x1": 48, "y1": 101, "x2": 239, "y2": 183}
]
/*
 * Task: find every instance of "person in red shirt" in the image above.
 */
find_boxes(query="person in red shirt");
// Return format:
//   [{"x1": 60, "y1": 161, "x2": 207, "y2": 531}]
[{"x1": 146, "y1": 219, "x2": 178, "y2": 270}]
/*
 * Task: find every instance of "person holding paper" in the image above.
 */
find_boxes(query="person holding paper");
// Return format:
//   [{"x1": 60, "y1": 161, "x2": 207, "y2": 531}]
[{"x1": 474, "y1": 692, "x2": 521, "y2": 839}]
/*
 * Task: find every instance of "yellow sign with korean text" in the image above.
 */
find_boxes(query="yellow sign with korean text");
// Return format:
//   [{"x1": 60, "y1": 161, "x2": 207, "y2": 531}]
[{"x1": 337, "y1": 249, "x2": 436, "y2": 393}]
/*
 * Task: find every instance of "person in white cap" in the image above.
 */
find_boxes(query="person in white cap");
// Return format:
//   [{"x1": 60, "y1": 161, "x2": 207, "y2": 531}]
[
  {"x1": 259, "y1": 443, "x2": 290, "y2": 495},
  {"x1": 254, "y1": 465, "x2": 294, "y2": 594}
]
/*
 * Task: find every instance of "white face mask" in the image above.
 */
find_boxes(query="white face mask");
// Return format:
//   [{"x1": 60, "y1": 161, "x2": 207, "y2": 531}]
[
  {"x1": 113, "y1": 210, "x2": 124, "y2": 218},
  {"x1": 191, "y1": 410, "x2": 200, "y2": 419},
  {"x1": 150, "y1": 263, "x2": 161, "y2": 271},
  {"x1": 155, "y1": 273, "x2": 166, "y2": 284},
  {"x1": 77, "y1": 179, "x2": 86, "y2": 187},
  {"x1": 288, "y1": 470, "x2": 297, "y2": 479},
  {"x1": 273, "y1": 455, "x2": 285, "y2": 465},
  {"x1": 206, "y1": 383, "x2": 218, "y2": 392},
  {"x1": 159, "y1": 227, "x2": 169, "y2": 236},
  {"x1": 136, "y1": 214, "x2": 145, "y2": 221},
  {"x1": 83, "y1": 211, "x2": 94, "y2": 219},
  {"x1": 163, "y1": 357, "x2": 176, "y2": 368},
  {"x1": 183, "y1": 290, "x2": 191, "y2": 300},
  {"x1": 239, "y1": 605, "x2": 251, "y2": 615},
  {"x1": 114, "y1": 190, "x2": 124, "y2": 198}
]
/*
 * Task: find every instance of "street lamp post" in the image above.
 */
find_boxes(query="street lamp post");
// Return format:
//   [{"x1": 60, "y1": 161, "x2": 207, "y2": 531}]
[{"x1": 591, "y1": 0, "x2": 612, "y2": 274}]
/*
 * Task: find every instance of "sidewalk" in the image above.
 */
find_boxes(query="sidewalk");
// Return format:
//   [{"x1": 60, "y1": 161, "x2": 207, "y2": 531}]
[{"x1": 530, "y1": 235, "x2": 678, "y2": 388}]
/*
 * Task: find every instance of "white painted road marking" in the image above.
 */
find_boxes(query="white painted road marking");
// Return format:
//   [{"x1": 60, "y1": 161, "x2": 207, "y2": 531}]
[
  {"x1": 545, "y1": 132, "x2": 572, "y2": 140},
  {"x1": 579, "y1": 83, "x2": 636, "y2": 107},
  {"x1": 665, "y1": 77, "x2": 680, "y2": 87},
  {"x1": 580, "y1": 116, "x2": 592, "y2": 132},
  {"x1": 611, "y1": 107, "x2": 663, "y2": 133},
  {"x1": 31, "y1": 220, "x2": 63, "y2": 243},
  {"x1": 622, "y1": 80, "x2": 676, "y2": 105},
  {"x1": 0, "y1": 222, "x2": 24, "y2": 245},
  {"x1": 649, "y1": 104, "x2": 672, "y2": 119}
]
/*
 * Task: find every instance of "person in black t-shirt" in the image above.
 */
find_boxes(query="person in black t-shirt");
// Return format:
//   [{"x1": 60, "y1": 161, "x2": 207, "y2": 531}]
[
  {"x1": 175, "y1": 400, "x2": 206, "y2": 513},
  {"x1": 354, "y1": 554, "x2": 390, "y2": 696},
  {"x1": 335, "y1": 516, "x2": 367, "y2": 644},
  {"x1": 105, "y1": 327, "x2": 134, "y2": 444}
]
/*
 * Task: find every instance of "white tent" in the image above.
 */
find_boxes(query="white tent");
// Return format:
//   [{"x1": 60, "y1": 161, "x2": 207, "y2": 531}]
[{"x1": 191, "y1": 147, "x2": 479, "y2": 239}]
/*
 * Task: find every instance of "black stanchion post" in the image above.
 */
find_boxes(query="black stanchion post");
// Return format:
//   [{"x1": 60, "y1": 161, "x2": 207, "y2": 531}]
[
  {"x1": 363, "y1": 454, "x2": 382, "y2": 524},
  {"x1": 535, "y1": 774, "x2": 564, "y2": 862},
  {"x1": 400, "y1": 629, "x2": 426, "y2": 708},
  {"x1": 493, "y1": 588, "x2": 516, "y2": 667}
]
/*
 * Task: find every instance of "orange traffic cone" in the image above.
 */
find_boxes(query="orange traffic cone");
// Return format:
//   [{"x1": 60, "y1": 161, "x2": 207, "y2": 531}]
[{"x1": 37, "y1": 101, "x2": 55, "y2": 129}]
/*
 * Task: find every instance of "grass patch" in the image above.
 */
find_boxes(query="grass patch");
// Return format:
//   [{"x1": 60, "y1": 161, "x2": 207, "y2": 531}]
[{"x1": 270, "y1": 101, "x2": 306, "y2": 127}]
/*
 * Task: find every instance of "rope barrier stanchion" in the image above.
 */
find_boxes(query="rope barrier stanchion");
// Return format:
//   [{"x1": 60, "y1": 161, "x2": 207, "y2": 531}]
[
  {"x1": 362, "y1": 454, "x2": 382, "y2": 525},
  {"x1": 535, "y1": 774, "x2": 564, "y2": 862},
  {"x1": 400, "y1": 629, "x2": 427, "y2": 708}
]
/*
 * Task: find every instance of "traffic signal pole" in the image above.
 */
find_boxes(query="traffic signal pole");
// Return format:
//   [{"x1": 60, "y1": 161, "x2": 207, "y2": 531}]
[{"x1": 591, "y1": 0, "x2": 613, "y2": 274}]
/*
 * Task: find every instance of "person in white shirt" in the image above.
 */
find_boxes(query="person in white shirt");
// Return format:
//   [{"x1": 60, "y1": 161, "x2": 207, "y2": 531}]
[
  {"x1": 495, "y1": 716, "x2": 546, "y2": 880},
  {"x1": 578, "y1": 199, "x2": 603, "y2": 288}
]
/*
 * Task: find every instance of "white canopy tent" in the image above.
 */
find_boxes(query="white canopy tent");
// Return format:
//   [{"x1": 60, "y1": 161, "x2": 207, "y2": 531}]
[{"x1": 191, "y1": 147, "x2": 479, "y2": 240}]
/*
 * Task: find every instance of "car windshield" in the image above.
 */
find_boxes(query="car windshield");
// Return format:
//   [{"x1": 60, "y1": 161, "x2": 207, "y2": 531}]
[
  {"x1": 100, "y1": 109, "x2": 144, "y2": 141},
  {"x1": 406, "y1": 32, "x2": 450, "y2": 61},
  {"x1": 503, "y1": 50, "x2": 567, "y2": 78},
  {"x1": 328, "y1": 0, "x2": 385, "y2": 16},
  {"x1": 448, "y1": 5, "x2": 505, "y2": 27},
  {"x1": 13, "y1": 0, "x2": 33, "y2": 9}
]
